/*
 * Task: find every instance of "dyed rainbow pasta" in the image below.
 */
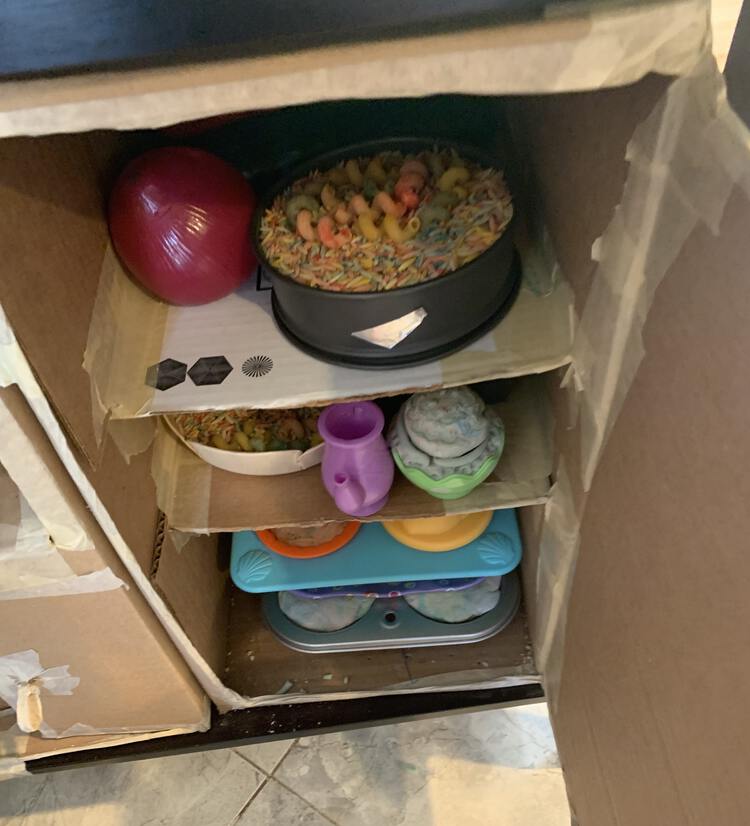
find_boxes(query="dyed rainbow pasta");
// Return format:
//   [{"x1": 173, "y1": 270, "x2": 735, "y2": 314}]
[
  {"x1": 259, "y1": 148, "x2": 513, "y2": 293},
  {"x1": 171, "y1": 408, "x2": 323, "y2": 452}
]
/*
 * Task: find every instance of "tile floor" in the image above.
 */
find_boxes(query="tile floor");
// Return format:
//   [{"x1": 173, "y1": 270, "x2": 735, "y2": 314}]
[{"x1": 0, "y1": 703, "x2": 569, "y2": 826}]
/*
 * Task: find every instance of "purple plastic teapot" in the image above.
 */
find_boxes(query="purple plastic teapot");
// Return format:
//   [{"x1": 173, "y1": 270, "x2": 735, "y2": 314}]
[{"x1": 318, "y1": 401, "x2": 394, "y2": 517}]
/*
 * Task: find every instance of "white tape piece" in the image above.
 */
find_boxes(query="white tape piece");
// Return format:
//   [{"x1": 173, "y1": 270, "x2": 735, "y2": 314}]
[
  {"x1": 0, "y1": 568, "x2": 126, "y2": 602},
  {"x1": 0, "y1": 650, "x2": 79, "y2": 734},
  {"x1": 573, "y1": 55, "x2": 750, "y2": 490},
  {"x1": 351, "y1": 308, "x2": 427, "y2": 349},
  {"x1": 0, "y1": 317, "x2": 92, "y2": 552},
  {"x1": 0, "y1": 493, "x2": 76, "y2": 595}
]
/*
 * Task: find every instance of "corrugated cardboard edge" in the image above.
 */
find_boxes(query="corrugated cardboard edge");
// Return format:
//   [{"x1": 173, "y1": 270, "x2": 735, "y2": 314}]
[
  {"x1": 0, "y1": 0, "x2": 708, "y2": 137},
  {"x1": 535, "y1": 55, "x2": 750, "y2": 708},
  {"x1": 223, "y1": 674, "x2": 542, "y2": 710}
]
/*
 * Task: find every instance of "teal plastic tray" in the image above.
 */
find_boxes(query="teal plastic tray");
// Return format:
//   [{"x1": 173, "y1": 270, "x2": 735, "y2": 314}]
[{"x1": 230, "y1": 509, "x2": 521, "y2": 594}]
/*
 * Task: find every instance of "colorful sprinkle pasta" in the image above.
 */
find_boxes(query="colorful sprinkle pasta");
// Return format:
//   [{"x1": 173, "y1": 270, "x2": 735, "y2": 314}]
[{"x1": 259, "y1": 148, "x2": 513, "y2": 292}]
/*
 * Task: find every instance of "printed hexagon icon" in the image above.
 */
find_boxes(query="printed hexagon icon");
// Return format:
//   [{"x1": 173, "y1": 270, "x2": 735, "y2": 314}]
[
  {"x1": 188, "y1": 355, "x2": 233, "y2": 386},
  {"x1": 145, "y1": 358, "x2": 187, "y2": 391}
]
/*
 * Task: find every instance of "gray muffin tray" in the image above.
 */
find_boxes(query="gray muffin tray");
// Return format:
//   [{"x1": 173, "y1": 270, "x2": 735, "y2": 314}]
[{"x1": 262, "y1": 571, "x2": 520, "y2": 653}]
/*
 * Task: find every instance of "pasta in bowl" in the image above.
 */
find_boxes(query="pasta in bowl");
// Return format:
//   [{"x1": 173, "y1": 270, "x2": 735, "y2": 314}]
[{"x1": 166, "y1": 408, "x2": 324, "y2": 476}]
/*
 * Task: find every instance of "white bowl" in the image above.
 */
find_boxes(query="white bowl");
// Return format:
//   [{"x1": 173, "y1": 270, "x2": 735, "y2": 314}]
[{"x1": 165, "y1": 417, "x2": 324, "y2": 476}]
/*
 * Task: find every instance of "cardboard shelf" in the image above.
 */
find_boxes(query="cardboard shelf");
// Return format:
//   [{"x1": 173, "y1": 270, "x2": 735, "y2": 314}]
[
  {"x1": 154, "y1": 375, "x2": 553, "y2": 533},
  {"x1": 87, "y1": 250, "x2": 572, "y2": 419}
]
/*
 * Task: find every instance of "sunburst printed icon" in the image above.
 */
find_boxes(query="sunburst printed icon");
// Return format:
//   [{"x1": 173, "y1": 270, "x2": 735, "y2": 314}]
[{"x1": 242, "y1": 355, "x2": 273, "y2": 378}]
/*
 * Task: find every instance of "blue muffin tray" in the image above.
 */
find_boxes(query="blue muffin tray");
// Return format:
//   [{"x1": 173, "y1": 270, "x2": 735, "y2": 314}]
[
  {"x1": 230, "y1": 508, "x2": 521, "y2": 594},
  {"x1": 263, "y1": 572, "x2": 521, "y2": 653}
]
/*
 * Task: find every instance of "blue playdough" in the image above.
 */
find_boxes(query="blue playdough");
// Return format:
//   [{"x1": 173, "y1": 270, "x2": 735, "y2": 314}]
[{"x1": 230, "y1": 508, "x2": 522, "y2": 594}]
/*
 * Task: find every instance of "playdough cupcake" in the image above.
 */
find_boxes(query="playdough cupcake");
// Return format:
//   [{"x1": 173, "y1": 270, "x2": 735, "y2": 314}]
[{"x1": 389, "y1": 386, "x2": 504, "y2": 500}]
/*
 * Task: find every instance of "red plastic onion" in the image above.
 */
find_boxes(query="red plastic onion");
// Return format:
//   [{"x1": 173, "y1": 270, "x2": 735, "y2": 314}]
[{"x1": 109, "y1": 147, "x2": 256, "y2": 306}]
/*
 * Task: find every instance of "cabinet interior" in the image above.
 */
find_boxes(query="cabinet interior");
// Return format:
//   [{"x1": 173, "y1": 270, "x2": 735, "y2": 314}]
[{"x1": 0, "y1": 73, "x2": 672, "y2": 705}]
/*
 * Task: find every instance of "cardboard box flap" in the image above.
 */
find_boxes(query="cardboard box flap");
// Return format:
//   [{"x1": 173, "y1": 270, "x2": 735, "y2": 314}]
[
  {"x1": 516, "y1": 57, "x2": 750, "y2": 826},
  {"x1": 553, "y1": 185, "x2": 750, "y2": 826},
  {"x1": 154, "y1": 374, "x2": 552, "y2": 533},
  {"x1": 0, "y1": 132, "x2": 126, "y2": 466},
  {"x1": 0, "y1": 0, "x2": 708, "y2": 137},
  {"x1": 0, "y1": 386, "x2": 208, "y2": 744}
]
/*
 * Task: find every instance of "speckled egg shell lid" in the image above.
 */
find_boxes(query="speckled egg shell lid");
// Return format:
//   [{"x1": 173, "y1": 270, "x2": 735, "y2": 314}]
[{"x1": 403, "y1": 386, "x2": 488, "y2": 459}]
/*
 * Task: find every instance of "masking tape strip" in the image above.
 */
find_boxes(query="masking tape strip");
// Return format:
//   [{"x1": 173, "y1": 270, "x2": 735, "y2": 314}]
[
  {"x1": 151, "y1": 421, "x2": 212, "y2": 533},
  {"x1": 0, "y1": 467, "x2": 81, "y2": 594},
  {"x1": 106, "y1": 417, "x2": 158, "y2": 463},
  {"x1": 0, "y1": 650, "x2": 79, "y2": 735},
  {"x1": 536, "y1": 57, "x2": 750, "y2": 704},
  {"x1": 0, "y1": 567, "x2": 125, "y2": 602},
  {"x1": 0, "y1": 387, "x2": 92, "y2": 552},
  {"x1": 0, "y1": 491, "x2": 55, "y2": 562},
  {"x1": 573, "y1": 55, "x2": 750, "y2": 491},
  {"x1": 0, "y1": 464, "x2": 123, "y2": 600},
  {"x1": 0, "y1": 0, "x2": 708, "y2": 137},
  {"x1": 82, "y1": 245, "x2": 168, "y2": 434},
  {"x1": 533, "y1": 461, "x2": 581, "y2": 708}
]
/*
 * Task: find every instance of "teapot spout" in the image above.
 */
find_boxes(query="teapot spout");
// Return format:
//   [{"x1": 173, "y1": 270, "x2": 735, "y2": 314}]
[{"x1": 332, "y1": 473, "x2": 366, "y2": 517}]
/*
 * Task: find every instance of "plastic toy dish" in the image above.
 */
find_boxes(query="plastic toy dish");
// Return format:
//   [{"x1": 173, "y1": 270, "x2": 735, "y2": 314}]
[
  {"x1": 256, "y1": 522, "x2": 360, "y2": 559},
  {"x1": 382, "y1": 512, "x2": 492, "y2": 552},
  {"x1": 392, "y1": 449, "x2": 501, "y2": 500},
  {"x1": 165, "y1": 416, "x2": 324, "y2": 476}
]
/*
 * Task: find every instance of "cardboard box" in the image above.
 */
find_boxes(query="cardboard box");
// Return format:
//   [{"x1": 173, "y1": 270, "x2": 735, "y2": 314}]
[
  {"x1": 1, "y1": 4, "x2": 749, "y2": 824},
  {"x1": 0, "y1": 386, "x2": 208, "y2": 771}
]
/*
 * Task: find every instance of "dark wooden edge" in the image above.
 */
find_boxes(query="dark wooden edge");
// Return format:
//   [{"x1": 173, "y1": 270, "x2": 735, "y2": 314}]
[
  {"x1": 0, "y1": 1, "x2": 550, "y2": 80},
  {"x1": 26, "y1": 683, "x2": 543, "y2": 773}
]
